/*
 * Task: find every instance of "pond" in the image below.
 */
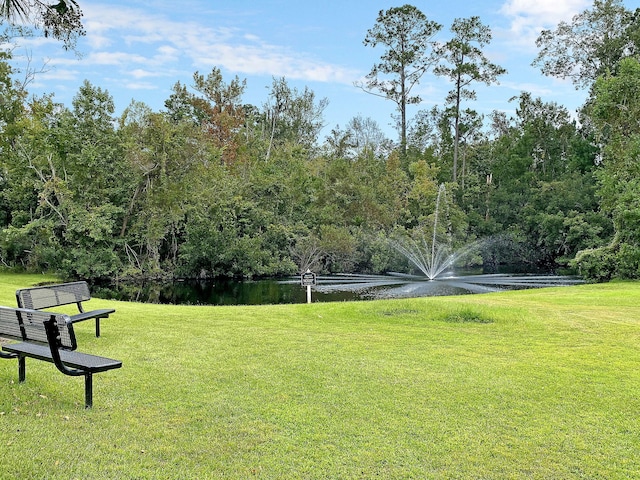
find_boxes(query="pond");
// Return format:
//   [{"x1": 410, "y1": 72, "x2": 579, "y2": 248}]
[{"x1": 93, "y1": 271, "x2": 583, "y2": 306}]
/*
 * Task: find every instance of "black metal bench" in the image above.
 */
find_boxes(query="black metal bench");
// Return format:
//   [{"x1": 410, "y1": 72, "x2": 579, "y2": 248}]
[
  {"x1": 0, "y1": 306, "x2": 122, "y2": 408},
  {"x1": 16, "y1": 281, "x2": 115, "y2": 337}
]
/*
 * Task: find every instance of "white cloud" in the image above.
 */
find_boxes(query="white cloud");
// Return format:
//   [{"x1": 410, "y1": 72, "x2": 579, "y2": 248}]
[
  {"x1": 76, "y1": 51, "x2": 152, "y2": 67},
  {"x1": 130, "y1": 69, "x2": 161, "y2": 79},
  {"x1": 156, "y1": 45, "x2": 179, "y2": 58},
  {"x1": 500, "y1": 0, "x2": 588, "y2": 23},
  {"x1": 499, "y1": 80, "x2": 554, "y2": 97},
  {"x1": 499, "y1": 0, "x2": 590, "y2": 47},
  {"x1": 124, "y1": 81, "x2": 160, "y2": 91},
  {"x1": 77, "y1": 2, "x2": 358, "y2": 86},
  {"x1": 37, "y1": 68, "x2": 81, "y2": 82}
]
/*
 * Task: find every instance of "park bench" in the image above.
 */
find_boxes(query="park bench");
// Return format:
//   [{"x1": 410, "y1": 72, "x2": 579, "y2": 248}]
[
  {"x1": 0, "y1": 306, "x2": 122, "y2": 408},
  {"x1": 16, "y1": 281, "x2": 115, "y2": 337}
]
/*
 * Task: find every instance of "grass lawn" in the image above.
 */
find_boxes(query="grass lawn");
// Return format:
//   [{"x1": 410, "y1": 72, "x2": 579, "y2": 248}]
[{"x1": 0, "y1": 272, "x2": 639, "y2": 479}]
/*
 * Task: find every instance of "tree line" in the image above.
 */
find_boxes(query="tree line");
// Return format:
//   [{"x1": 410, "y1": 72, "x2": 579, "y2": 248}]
[{"x1": 0, "y1": 0, "x2": 638, "y2": 283}]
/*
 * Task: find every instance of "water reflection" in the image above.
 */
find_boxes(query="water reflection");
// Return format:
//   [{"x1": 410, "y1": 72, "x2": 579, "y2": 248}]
[
  {"x1": 94, "y1": 272, "x2": 583, "y2": 306},
  {"x1": 304, "y1": 273, "x2": 583, "y2": 299}
]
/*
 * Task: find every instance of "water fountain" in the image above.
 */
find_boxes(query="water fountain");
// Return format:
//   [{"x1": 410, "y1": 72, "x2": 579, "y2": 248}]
[
  {"x1": 302, "y1": 184, "x2": 583, "y2": 300},
  {"x1": 390, "y1": 183, "x2": 478, "y2": 280}
]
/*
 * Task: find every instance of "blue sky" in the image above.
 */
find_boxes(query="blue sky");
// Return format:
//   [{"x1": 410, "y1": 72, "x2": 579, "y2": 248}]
[{"x1": 7, "y1": 0, "x2": 635, "y2": 140}]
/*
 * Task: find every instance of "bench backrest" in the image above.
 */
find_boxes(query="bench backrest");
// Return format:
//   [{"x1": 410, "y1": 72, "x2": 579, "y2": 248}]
[
  {"x1": 0, "y1": 306, "x2": 76, "y2": 350},
  {"x1": 16, "y1": 281, "x2": 91, "y2": 311}
]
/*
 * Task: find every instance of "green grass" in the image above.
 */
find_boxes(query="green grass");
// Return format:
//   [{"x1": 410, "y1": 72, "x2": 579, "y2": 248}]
[{"x1": 0, "y1": 272, "x2": 639, "y2": 479}]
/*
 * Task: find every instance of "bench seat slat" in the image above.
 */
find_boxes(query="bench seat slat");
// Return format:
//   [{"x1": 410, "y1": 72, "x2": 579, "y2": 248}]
[
  {"x1": 70, "y1": 308, "x2": 115, "y2": 323},
  {"x1": 3, "y1": 342, "x2": 122, "y2": 373}
]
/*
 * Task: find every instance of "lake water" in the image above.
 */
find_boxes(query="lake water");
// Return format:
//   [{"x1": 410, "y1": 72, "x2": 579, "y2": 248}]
[{"x1": 94, "y1": 272, "x2": 583, "y2": 306}]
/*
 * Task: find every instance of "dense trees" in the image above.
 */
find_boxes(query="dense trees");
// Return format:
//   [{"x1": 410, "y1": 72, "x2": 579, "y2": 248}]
[
  {"x1": 574, "y1": 57, "x2": 640, "y2": 280},
  {"x1": 0, "y1": 1, "x2": 637, "y2": 283},
  {"x1": 530, "y1": 0, "x2": 640, "y2": 280}
]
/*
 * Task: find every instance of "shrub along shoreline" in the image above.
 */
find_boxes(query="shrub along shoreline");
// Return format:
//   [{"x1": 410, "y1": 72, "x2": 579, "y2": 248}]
[{"x1": 0, "y1": 272, "x2": 638, "y2": 478}]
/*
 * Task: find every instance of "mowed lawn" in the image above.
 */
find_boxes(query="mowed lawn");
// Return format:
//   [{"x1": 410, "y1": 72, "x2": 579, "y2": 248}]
[{"x1": 0, "y1": 273, "x2": 639, "y2": 479}]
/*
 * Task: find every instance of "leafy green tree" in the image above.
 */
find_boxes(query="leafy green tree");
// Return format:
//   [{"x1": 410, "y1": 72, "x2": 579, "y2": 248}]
[
  {"x1": 411, "y1": 105, "x2": 486, "y2": 189},
  {"x1": 0, "y1": 54, "x2": 39, "y2": 264},
  {"x1": 164, "y1": 81, "x2": 204, "y2": 125},
  {"x1": 453, "y1": 108, "x2": 485, "y2": 190},
  {"x1": 407, "y1": 106, "x2": 453, "y2": 167},
  {"x1": 313, "y1": 150, "x2": 407, "y2": 231},
  {"x1": 177, "y1": 170, "x2": 258, "y2": 278},
  {"x1": 43, "y1": 81, "x2": 125, "y2": 278},
  {"x1": 0, "y1": 52, "x2": 25, "y2": 135},
  {"x1": 119, "y1": 100, "x2": 224, "y2": 276},
  {"x1": 177, "y1": 161, "x2": 299, "y2": 278},
  {"x1": 55, "y1": 81, "x2": 125, "y2": 204},
  {"x1": 434, "y1": 16, "x2": 506, "y2": 183},
  {"x1": 1, "y1": 99, "x2": 67, "y2": 270},
  {"x1": 576, "y1": 57, "x2": 640, "y2": 280},
  {"x1": 165, "y1": 68, "x2": 246, "y2": 164},
  {"x1": 343, "y1": 115, "x2": 392, "y2": 159},
  {"x1": 262, "y1": 77, "x2": 328, "y2": 159},
  {"x1": 512, "y1": 92, "x2": 583, "y2": 180},
  {"x1": 0, "y1": 53, "x2": 28, "y2": 225},
  {"x1": 357, "y1": 4, "x2": 441, "y2": 154},
  {"x1": 533, "y1": 0, "x2": 639, "y2": 89},
  {"x1": 406, "y1": 159, "x2": 440, "y2": 224},
  {"x1": 476, "y1": 93, "x2": 608, "y2": 269},
  {"x1": 323, "y1": 115, "x2": 391, "y2": 160},
  {"x1": 0, "y1": 78, "x2": 126, "y2": 278}
]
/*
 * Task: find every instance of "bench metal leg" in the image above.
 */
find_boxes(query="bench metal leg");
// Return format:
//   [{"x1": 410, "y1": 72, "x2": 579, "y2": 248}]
[
  {"x1": 95, "y1": 318, "x2": 101, "y2": 338},
  {"x1": 18, "y1": 356, "x2": 26, "y2": 383},
  {"x1": 84, "y1": 373, "x2": 93, "y2": 408}
]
